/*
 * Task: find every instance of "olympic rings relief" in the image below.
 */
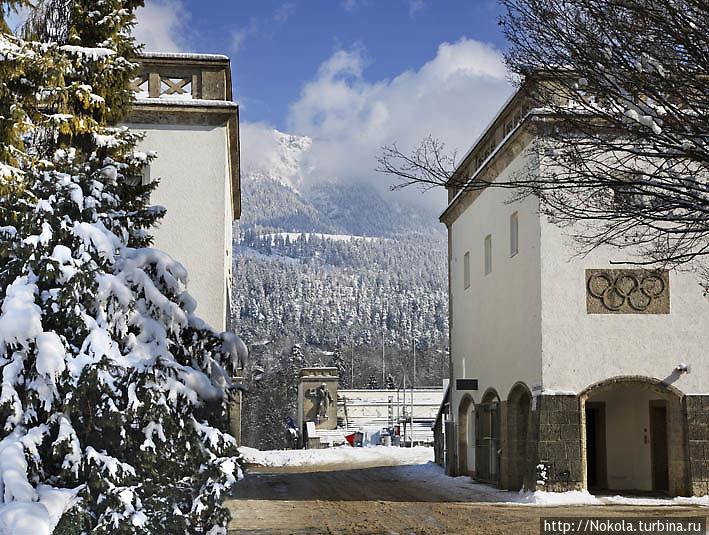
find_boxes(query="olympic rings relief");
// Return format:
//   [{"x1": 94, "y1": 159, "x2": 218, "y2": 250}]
[{"x1": 586, "y1": 269, "x2": 669, "y2": 314}]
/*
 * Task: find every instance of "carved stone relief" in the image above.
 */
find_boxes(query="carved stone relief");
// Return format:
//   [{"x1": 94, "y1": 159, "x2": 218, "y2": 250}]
[{"x1": 585, "y1": 269, "x2": 669, "y2": 314}]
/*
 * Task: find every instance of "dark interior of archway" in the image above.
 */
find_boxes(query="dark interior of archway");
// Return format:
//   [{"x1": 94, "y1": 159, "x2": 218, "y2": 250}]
[
  {"x1": 585, "y1": 402, "x2": 607, "y2": 489},
  {"x1": 585, "y1": 395, "x2": 669, "y2": 494}
]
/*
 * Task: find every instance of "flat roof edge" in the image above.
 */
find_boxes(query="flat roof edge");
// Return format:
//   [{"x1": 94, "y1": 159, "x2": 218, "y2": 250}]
[{"x1": 140, "y1": 52, "x2": 230, "y2": 62}]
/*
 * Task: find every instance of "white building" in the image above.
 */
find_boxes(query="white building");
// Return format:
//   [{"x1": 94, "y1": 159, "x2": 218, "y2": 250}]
[
  {"x1": 441, "y1": 83, "x2": 709, "y2": 496},
  {"x1": 126, "y1": 53, "x2": 240, "y2": 332}
]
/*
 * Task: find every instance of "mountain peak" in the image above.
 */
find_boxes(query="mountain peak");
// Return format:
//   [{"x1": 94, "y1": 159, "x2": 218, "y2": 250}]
[{"x1": 242, "y1": 126, "x2": 312, "y2": 192}]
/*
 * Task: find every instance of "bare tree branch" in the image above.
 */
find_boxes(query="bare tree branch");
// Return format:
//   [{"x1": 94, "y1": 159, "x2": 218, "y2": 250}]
[{"x1": 377, "y1": 0, "x2": 709, "y2": 275}]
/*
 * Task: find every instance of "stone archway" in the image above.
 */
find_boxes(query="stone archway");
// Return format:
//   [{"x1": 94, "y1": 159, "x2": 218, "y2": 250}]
[
  {"x1": 506, "y1": 383, "x2": 532, "y2": 490},
  {"x1": 476, "y1": 389, "x2": 501, "y2": 484},
  {"x1": 457, "y1": 395, "x2": 475, "y2": 476},
  {"x1": 580, "y1": 376, "x2": 687, "y2": 495}
]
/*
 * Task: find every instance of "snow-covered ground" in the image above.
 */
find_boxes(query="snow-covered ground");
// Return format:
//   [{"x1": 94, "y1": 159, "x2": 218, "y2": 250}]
[
  {"x1": 239, "y1": 446, "x2": 709, "y2": 507},
  {"x1": 240, "y1": 445, "x2": 433, "y2": 469}
]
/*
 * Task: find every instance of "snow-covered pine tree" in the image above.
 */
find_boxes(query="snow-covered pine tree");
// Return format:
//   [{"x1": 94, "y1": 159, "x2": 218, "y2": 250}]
[
  {"x1": 0, "y1": 1, "x2": 246, "y2": 533},
  {"x1": 327, "y1": 347, "x2": 350, "y2": 389}
]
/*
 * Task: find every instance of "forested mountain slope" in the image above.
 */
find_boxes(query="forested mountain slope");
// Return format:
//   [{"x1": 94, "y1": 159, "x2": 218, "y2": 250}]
[
  {"x1": 232, "y1": 176, "x2": 448, "y2": 350},
  {"x1": 230, "y1": 130, "x2": 449, "y2": 448}
]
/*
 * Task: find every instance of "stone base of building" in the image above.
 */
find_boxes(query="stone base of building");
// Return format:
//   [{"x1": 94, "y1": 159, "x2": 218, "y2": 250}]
[
  {"x1": 528, "y1": 394, "x2": 584, "y2": 491},
  {"x1": 457, "y1": 382, "x2": 706, "y2": 495},
  {"x1": 495, "y1": 391, "x2": 707, "y2": 495},
  {"x1": 686, "y1": 395, "x2": 709, "y2": 496}
]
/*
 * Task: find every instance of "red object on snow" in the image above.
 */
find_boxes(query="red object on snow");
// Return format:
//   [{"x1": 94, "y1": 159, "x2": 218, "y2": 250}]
[{"x1": 345, "y1": 433, "x2": 356, "y2": 446}]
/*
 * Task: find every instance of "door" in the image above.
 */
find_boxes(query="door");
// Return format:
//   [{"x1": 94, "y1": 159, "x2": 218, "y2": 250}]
[
  {"x1": 475, "y1": 402, "x2": 500, "y2": 483},
  {"x1": 649, "y1": 402, "x2": 669, "y2": 492},
  {"x1": 585, "y1": 402, "x2": 607, "y2": 489}
]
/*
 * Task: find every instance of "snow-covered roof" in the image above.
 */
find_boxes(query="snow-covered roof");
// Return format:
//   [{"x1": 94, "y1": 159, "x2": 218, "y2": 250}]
[
  {"x1": 133, "y1": 97, "x2": 238, "y2": 109},
  {"x1": 452, "y1": 86, "x2": 522, "y2": 172},
  {"x1": 140, "y1": 52, "x2": 230, "y2": 62},
  {"x1": 439, "y1": 84, "x2": 531, "y2": 222}
]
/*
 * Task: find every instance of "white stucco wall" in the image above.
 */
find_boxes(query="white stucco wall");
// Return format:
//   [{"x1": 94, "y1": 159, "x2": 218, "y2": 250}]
[
  {"x1": 223, "y1": 130, "x2": 234, "y2": 328},
  {"x1": 126, "y1": 123, "x2": 231, "y2": 331},
  {"x1": 448, "y1": 150, "x2": 543, "y2": 422},
  {"x1": 539, "y1": 220, "x2": 709, "y2": 395}
]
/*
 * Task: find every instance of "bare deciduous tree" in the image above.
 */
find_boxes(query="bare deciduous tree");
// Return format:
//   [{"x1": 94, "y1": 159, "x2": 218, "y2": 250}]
[{"x1": 378, "y1": 0, "x2": 709, "y2": 272}]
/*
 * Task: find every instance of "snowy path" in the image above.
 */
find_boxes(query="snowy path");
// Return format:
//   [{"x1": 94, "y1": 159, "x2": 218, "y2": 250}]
[{"x1": 225, "y1": 449, "x2": 708, "y2": 534}]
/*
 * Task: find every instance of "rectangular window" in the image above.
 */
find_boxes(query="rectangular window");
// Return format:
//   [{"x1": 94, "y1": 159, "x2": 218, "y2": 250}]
[
  {"x1": 484, "y1": 235, "x2": 492, "y2": 275},
  {"x1": 463, "y1": 252, "x2": 470, "y2": 289},
  {"x1": 510, "y1": 212, "x2": 519, "y2": 257}
]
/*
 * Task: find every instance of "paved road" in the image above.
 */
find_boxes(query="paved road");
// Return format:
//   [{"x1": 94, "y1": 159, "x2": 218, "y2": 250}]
[{"x1": 224, "y1": 465, "x2": 708, "y2": 535}]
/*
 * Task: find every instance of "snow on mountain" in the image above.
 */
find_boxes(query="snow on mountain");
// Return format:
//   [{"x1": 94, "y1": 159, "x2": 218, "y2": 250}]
[
  {"x1": 232, "y1": 126, "x2": 448, "y2": 351},
  {"x1": 241, "y1": 125, "x2": 312, "y2": 191},
  {"x1": 240, "y1": 125, "x2": 442, "y2": 237}
]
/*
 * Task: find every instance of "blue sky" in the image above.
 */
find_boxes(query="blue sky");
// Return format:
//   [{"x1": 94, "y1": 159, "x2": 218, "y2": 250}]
[
  {"x1": 131, "y1": 0, "x2": 516, "y2": 210},
  {"x1": 135, "y1": 0, "x2": 508, "y2": 129},
  {"x1": 6, "y1": 1, "x2": 516, "y2": 209}
]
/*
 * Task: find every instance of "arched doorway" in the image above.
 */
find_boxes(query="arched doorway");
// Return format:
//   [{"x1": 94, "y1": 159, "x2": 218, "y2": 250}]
[
  {"x1": 457, "y1": 395, "x2": 475, "y2": 476},
  {"x1": 475, "y1": 389, "x2": 501, "y2": 484},
  {"x1": 581, "y1": 377, "x2": 685, "y2": 495},
  {"x1": 507, "y1": 383, "x2": 532, "y2": 490}
]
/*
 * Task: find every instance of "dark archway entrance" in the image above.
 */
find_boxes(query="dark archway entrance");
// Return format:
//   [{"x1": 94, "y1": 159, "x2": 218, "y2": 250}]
[
  {"x1": 475, "y1": 389, "x2": 500, "y2": 484},
  {"x1": 457, "y1": 395, "x2": 475, "y2": 476},
  {"x1": 581, "y1": 377, "x2": 684, "y2": 495},
  {"x1": 506, "y1": 383, "x2": 532, "y2": 490}
]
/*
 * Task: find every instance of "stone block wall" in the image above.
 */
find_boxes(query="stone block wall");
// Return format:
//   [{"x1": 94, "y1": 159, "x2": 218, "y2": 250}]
[
  {"x1": 533, "y1": 395, "x2": 584, "y2": 491},
  {"x1": 686, "y1": 395, "x2": 709, "y2": 496}
]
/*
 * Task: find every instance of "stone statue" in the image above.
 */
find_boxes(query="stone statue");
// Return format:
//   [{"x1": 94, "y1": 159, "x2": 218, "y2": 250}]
[{"x1": 308, "y1": 383, "x2": 334, "y2": 421}]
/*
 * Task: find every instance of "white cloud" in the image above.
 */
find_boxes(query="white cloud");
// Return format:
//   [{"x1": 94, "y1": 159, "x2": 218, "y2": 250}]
[
  {"x1": 231, "y1": 20, "x2": 257, "y2": 54},
  {"x1": 133, "y1": 0, "x2": 189, "y2": 53},
  {"x1": 266, "y1": 38, "x2": 514, "y2": 210},
  {"x1": 240, "y1": 122, "x2": 313, "y2": 191},
  {"x1": 231, "y1": 4, "x2": 296, "y2": 54},
  {"x1": 340, "y1": 0, "x2": 360, "y2": 11},
  {"x1": 274, "y1": 3, "x2": 296, "y2": 24},
  {"x1": 409, "y1": 0, "x2": 425, "y2": 15}
]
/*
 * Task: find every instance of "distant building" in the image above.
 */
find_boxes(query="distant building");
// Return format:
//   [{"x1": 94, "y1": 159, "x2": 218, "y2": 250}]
[
  {"x1": 441, "y1": 82, "x2": 709, "y2": 495},
  {"x1": 126, "y1": 53, "x2": 240, "y2": 332},
  {"x1": 297, "y1": 367, "x2": 443, "y2": 448}
]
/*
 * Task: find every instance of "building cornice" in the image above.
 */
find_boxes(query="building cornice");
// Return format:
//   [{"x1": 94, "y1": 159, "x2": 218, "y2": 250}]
[
  {"x1": 440, "y1": 121, "x2": 534, "y2": 227},
  {"x1": 129, "y1": 54, "x2": 241, "y2": 220}
]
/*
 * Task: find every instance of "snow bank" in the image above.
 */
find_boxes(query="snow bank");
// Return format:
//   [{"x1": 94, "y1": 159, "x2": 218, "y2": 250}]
[
  {"x1": 604, "y1": 494, "x2": 709, "y2": 507},
  {"x1": 374, "y1": 462, "x2": 602, "y2": 505},
  {"x1": 516, "y1": 489, "x2": 602, "y2": 505},
  {"x1": 240, "y1": 445, "x2": 433, "y2": 469},
  {"x1": 674, "y1": 495, "x2": 709, "y2": 506},
  {"x1": 395, "y1": 464, "x2": 708, "y2": 507}
]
